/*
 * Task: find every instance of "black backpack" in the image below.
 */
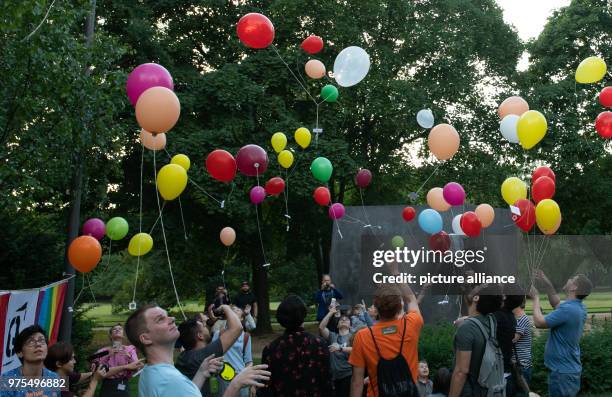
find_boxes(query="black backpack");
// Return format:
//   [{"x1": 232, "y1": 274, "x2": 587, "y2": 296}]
[{"x1": 367, "y1": 318, "x2": 418, "y2": 397}]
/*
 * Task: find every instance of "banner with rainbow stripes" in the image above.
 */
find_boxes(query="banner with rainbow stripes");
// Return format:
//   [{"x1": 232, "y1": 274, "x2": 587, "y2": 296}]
[{"x1": 0, "y1": 278, "x2": 69, "y2": 375}]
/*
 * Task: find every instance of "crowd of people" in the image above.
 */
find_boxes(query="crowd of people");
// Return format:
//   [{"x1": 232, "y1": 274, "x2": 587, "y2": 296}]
[{"x1": 4, "y1": 272, "x2": 593, "y2": 397}]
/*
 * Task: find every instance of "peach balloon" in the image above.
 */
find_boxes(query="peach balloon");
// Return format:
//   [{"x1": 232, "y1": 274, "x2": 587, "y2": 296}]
[
  {"x1": 475, "y1": 203, "x2": 495, "y2": 228},
  {"x1": 140, "y1": 129, "x2": 167, "y2": 151},
  {"x1": 135, "y1": 87, "x2": 180, "y2": 133},
  {"x1": 426, "y1": 187, "x2": 451, "y2": 212},
  {"x1": 498, "y1": 96, "x2": 529, "y2": 119},
  {"x1": 305, "y1": 59, "x2": 326, "y2": 79},
  {"x1": 220, "y1": 227, "x2": 236, "y2": 247},
  {"x1": 428, "y1": 124, "x2": 460, "y2": 161}
]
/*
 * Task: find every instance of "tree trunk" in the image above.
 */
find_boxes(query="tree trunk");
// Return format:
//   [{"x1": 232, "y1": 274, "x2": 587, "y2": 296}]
[
  {"x1": 59, "y1": 0, "x2": 96, "y2": 343},
  {"x1": 252, "y1": 258, "x2": 272, "y2": 334}
]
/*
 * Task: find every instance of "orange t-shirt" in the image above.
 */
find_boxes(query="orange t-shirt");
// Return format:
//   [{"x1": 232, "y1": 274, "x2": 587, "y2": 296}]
[{"x1": 349, "y1": 310, "x2": 424, "y2": 397}]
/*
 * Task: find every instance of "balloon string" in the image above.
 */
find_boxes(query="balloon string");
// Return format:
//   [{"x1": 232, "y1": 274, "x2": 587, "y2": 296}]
[
  {"x1": 283, "y1": 168, "x2": 290, "y2": 231},
  {"x1": 153, "y1": 150, "x2": 187, "y2": 320},
  {"x1": 414, "y1": 162, "x2": 443, "y2": 198},
  {"x1": 86, "y1": 273, "x2": 97, "y2": 304},
  {"x1": 74, "y1": 274, "x2": 86, "y2": 305},
  {"x1": 222, "y1": 247, "x2": 230, "y2": 290},
  {"x1": 334, "y1": 219, "x2": 343, "y2": 239},
  {"x1": 254, "y1": 204, "x2": 269, "y2": 266},
  {"x1": 189, "y1": 179, "x2": 224, "y2": 206},
  {"x1": 148, "y1": 201, "x2": 166, "y2": 235},
  {"x1": 287, "y1": 152, "x2": 302, "y2": 179},
  {"x1": 178, "y1": 196, "x2": 188, "y2": 240},
  {"x1": 270, "y1": 44, "x2": 318, "y2": 105},
  {"x1": 76, "y1": 238, "x2": 113, "y2": 299},
  {"x1": 132, "y1": 144, "x2": 145, "y2": 307}
]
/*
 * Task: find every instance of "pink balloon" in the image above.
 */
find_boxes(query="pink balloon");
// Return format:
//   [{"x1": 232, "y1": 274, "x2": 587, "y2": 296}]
[
  {"x1": 442, "y1": 182, "x2": 465, "y2": 206},
  {"x1": 82, "y1": 218, "x2": 106, "y2": 241},
  {"x1": 355, "y1": 169, "x2": 372, "y2": 188},
  {"x1": 328, "y1": 203, "x2": 345, "y2": 220},
  {"x1": 249, "y1": 186, "x2": 266, "y2": 204},
  {"x1": 126, "y1": 63, "x2": 174, "y2": 107},
  {"x1": 236, "y1": 144, "x2": 269, "y2": 176}
]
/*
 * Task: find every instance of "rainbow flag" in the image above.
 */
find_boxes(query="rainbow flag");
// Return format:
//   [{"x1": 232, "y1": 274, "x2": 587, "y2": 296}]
[{"x1": 35, "y1": 281, "x2": 68, "y2": 345}]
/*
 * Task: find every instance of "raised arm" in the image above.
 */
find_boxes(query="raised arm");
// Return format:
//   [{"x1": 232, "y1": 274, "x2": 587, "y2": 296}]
[
  {"x1": 319, "y1": 306, "x2": 337, "y2": 340},
  {"x1": 535, "y1": 270, "x2": 560, "y2": 309},
  {"x1": 219, "y1": 305, "x2": 244, "y2": 353},
  {"x1": 529, "y1": 286, "x2": 548, "y2": 329}
]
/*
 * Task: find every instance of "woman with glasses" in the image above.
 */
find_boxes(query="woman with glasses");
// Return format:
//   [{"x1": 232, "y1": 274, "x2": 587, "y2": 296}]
[{"x1": 92, "y1": 323, "x2": 143, "y2": 397}]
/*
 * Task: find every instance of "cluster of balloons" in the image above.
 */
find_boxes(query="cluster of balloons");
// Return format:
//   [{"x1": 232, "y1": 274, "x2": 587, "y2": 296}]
[
  {"x1": 595, "y1": 86, "x2": 611, "y2": 139},
  {"x1": 575, "y1": 56, "x2": 609, "y2": 138},
  {"x1": 497, "y1": 96, "x2": 547, "y2": 150},
  {"x1": 502, "y1": 166, "x2": 561, "y2": 235},
  {"x1": 157, "y1": 154, "x2": 190, "y2": 201},
  {"x1": 271, "y1": 127, "x2": 312, "y2": 169}
]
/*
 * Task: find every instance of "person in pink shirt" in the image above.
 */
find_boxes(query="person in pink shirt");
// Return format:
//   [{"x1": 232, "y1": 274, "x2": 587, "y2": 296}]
[{"x1": 93, "y1": 323, "x2": 144, "y2": 397}]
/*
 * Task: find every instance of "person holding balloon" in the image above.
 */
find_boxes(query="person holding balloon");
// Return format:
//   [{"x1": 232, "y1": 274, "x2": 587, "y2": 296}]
[{"x1": 315, "y1": 274, "x2": 344, "y2": 323}]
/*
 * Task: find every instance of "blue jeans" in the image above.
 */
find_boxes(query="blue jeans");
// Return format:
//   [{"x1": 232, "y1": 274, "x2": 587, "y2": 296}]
[
  {"x1": 549, "y1": 371, "x2": 581, "y2": 397},
  {"x1": 515, "y1": 367, "x2": 532, "y2": 397}
]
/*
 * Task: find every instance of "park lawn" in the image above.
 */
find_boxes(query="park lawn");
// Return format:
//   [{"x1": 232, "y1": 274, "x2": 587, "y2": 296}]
[{"x1": 524, "y1": 290, "x2": 612, "y2": 315}]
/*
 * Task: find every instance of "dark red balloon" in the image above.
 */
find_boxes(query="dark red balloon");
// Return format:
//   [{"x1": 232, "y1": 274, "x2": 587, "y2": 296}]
[
  {"x1": 532, "y1": 176, "x2": 555, "y2": 204},
  {"x1": 235, "y1": 144, "x2": 268, "y2": 176},
  {"x1": 265, "y1": 177, "x2": 285, "y2": 196},
  {"x1": 301, "y1": 35, "x2": 324, "y2": 54},
  {"x1": 599, "y1": 87, "x2": 612, "y2": 108},
  {"x1": 313, "y1": 187, "x2": 331, "y2": 206},
  {"x1": 532, "y1": 166, "x2": 555, "y2": 184},
  {"x1": 595, "y1": 111, "x2": 612, "y2": 139},
  {"x1": 355, "y1": 169, "x2": 372, "y2": 188},
  {"x1": 402, "y1": 207, "x2": 416, "y2": 222},
  {"x1": 512, "y1": 199, "x2": 535, "y2": 232},
  {"x1": 236, "y1": 13, "x2": 275, "y2": 49},
  {"x1": 429, "y1": 231, "x2": 451, "y2": 252},
  {"x1": 460, "y1": 211, "x2": 481, "y2": 237},
  {"x1": 206, "y1": 150, "x2": 237, "y2": 183}
]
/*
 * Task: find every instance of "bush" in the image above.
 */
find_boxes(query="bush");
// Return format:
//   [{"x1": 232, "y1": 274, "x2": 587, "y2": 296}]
[
  {"x1": 71, "y1": 304, "x2": 96, "y2": 372},
  {"x1": 418, "y1": 322, "x2": 455, "y2": 370}
]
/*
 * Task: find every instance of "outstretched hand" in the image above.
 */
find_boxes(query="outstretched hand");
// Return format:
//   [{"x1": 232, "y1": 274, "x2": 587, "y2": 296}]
[{"x1": 232, "y1": 364, "x2": 271, "y2": 388}]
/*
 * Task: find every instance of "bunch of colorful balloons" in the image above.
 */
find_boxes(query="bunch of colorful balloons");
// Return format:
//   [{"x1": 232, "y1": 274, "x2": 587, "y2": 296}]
[
  {"x1": 575, "y1": 56, "x2": 610, "y2": 138},
  {"x1": 498, "y1": 96, "x2": 547, "y2": 150},
  {"x1": 501, "y1": 166, "x2": 561, "y2": 235}
]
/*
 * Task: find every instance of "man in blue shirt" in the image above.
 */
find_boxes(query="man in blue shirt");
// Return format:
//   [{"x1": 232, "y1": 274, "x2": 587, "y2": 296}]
[
  {"x1": 531, "y1": 272, "x2": 592, "y2": 397},
  {"x1": 315, "y1": 274, "x2": 343, "y2": 322}
]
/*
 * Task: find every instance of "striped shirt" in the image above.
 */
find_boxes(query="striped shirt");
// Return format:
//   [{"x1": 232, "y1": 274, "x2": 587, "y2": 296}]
[{"x1": 514, "y1": 314, "x2": 532, "y2": 368}]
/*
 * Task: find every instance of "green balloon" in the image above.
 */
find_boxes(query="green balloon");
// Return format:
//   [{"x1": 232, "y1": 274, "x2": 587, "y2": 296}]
[
  {"x1": 391, "y1": 235, "x2": 405, "y2": 248},
  {"x1": 320, "y1": 84, "x2": 339, "y2": 102},
  {"x1": 106, "y1": 217, "x2": 129, "y2": 240},
  {"x1": 311, "y1": 157, "x2": 333, "y2": 183}
]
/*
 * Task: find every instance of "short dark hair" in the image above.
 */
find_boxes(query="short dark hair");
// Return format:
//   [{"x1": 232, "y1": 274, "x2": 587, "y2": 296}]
[
  {"x1": 374, "y1": 286, "x2": 403, "y2": 320},
  {"x1": 178, "y1": 319, "x2": 200, "y2": 351},
  {"x1": 504, "y1": 295, "x2": 525, "y2": 311},
  {"x1": 125, "y1": 304, "x2": 157, "y2": 355},
  {"x1": 44, "y1": 341, "x2": 73, "y2": 371},
  {"x1": 432, "y1": 367, "x2": 451, "y2": 395},
  {"x1": 14, "y1": 325, "x2": 47, "y2": 356},
  {"x1": 475, "y1": 285, "x2": 503, "y2": 315},
  {"x1": 276, "y1": 295, "x2": 307, "y2": 330},
  {"x1": 574, "y1": 274, "x2": 593, "y2": 300}
]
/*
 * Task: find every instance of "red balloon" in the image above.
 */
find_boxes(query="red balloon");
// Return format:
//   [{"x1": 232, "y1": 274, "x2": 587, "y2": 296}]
[
  {"x1": 532, "y1": 166, "x2": 555, "y2": 184},
  {"x1": 313, "y1": 187, "x2": 331, "y2": 206},
  {"x1": 236, "y1": 13, "x2": 274, "y2": 49},
  {"x1": 532, "y1": 176, "x2": 555, "y2": 204},
  {"x1": 599, "y1": 87, "x2": 612, "y2": 108},
  {"x1": 429, "y1": 231, "x2": 451, "y2": 252},
  {"x1": 301, "y1": 35, "x2": 324, "y2": 54},
  {"x1": 206, "y1": 150, "x2": 237, "y2": 182},
  {"x1": 355, "y1": 169, "x2": 372, "y2": 188},
  {"x1": 595, "y1": 111, "x2": 612, "y2": 139},
  {"x1": 402, "y1": 207, "x2": 416, "y2": 222},
  {"x1": 265, "y1": 177, "x2": 285, "y2": 196},
  {"x1": 235, "y1": 144, "x2": 268, "y2": 176},
  {"x1": 460, "y1": 211, "x2": 481, "y2": 237},
  {"x1": 512, "y1": 199, "x2": 535, "y2": 232}
]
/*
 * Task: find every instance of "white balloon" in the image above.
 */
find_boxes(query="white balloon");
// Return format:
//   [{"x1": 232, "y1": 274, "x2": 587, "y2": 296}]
[
  {"x1": 416, "y1": 109, "x2": 435, "y2": 129},
  {"x1": 333, "y1": 46, "x2": 370, "y2": 87},
  {"x1": 452, "y1": 214, "x2": 465, "y2": 236},
  {"x1": 500, "y1": 114, "x2": 520, "y2": 144}
]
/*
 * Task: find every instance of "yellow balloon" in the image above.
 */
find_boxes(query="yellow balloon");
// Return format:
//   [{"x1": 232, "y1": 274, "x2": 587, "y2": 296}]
[
  {"x1": 294, "y1": 127, "x2": 311, "y2": 149},
  {"x1": 575, "y1": 56, "x2": 607, "y2": 84},
  {"x1": 171, "y1": 154, "x2": 191, "y2": 171},
  {"x1": 220, "y1": 362, "x2": 236, "y2": 381},
  {"x1": 278, "y1": 150, "x2": 294, "y2": 168},
  {"x1": 536, "y1": 199, "x2": 561, "y2": 232},
  {"x1": 157, "y1": 164, "x2": 188, "y2": 200},
  {"x1": 501, "y1": 177, "x2": 527, "y2": 206},
  {"x1": 271, "y1": 132, "x2": 287, "y2": 153},
  {"x1": 128, "y1": 233, "x2": 153, "y2": 256},
  {"x1": 516, "y1": 110, "x2": 547, "y2": 150}
]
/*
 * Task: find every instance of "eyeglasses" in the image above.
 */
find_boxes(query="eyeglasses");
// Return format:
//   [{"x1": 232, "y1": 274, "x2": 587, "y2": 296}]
[{"x1": 25, "y1": 337, "x2": 47, "y2": 347}]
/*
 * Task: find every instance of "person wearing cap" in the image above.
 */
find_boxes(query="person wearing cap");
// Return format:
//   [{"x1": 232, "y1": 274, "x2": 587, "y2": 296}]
[{"x1": 235, "y1": 281, "x2": 258, "y2": 319}]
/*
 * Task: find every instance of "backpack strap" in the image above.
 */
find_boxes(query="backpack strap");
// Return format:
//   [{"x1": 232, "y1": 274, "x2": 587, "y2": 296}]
[
  {"x1": 397, "y1": 317, "x2": 408, "y2": 358},
  {"x1": 367, "y1": 326, "x2": 383, "y2": 358},
  {"x1": 466, "y1": 315, "x2": 492, "y2": 342}
]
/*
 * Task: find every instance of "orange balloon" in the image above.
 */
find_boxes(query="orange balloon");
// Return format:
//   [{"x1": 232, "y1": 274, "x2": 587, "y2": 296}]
[
  {"x1": 428, "y1": 124, "x2": 460, "y2": 161},
  {"x1": 498, "y1": 96, "x2": 529, "y2": 119},
  {"x1": 475, "y1": 203, "x2": 495, "y2": 228},
  {"x1": 220, "y1": 227, "x2": 236, "y2": 247},
  {"x1": 305, "y1": 59, "x2": 326, "y2": 79},
  {"x1": 68, "y1": 235, "x2": 102, "y2": 273},
  {"x1": 426, "y1": 187, "x2": 450, "y2": 212},
  {"x1": 139, "y1": 129, "x2": 167, "y2": 151},
  {"x1": 135, "y1": 87, "x2": 180, "y2": 134}
]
